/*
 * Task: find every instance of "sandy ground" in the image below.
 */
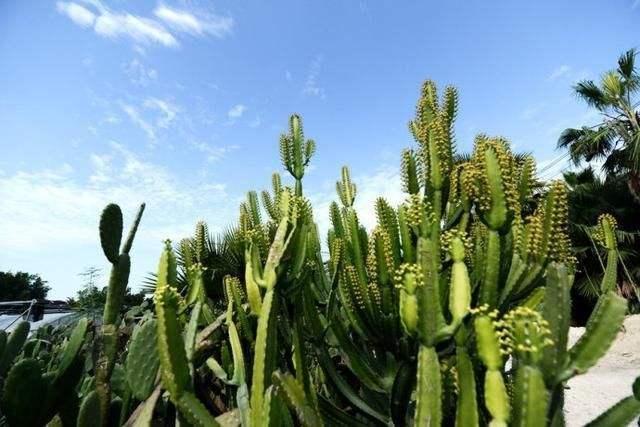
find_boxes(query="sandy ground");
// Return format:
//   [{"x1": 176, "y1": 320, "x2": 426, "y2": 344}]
[{"x1": 565, "y1": 315, "x2": 640, "y2": 426}]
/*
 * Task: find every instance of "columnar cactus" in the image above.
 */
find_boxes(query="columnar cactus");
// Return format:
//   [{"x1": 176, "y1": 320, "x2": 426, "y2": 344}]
[{"x1": 95, "y1": 203, "x2": 145, "y2": 425}]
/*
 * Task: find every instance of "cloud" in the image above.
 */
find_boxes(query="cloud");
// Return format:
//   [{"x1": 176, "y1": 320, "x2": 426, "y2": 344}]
[
  {"x1": 303, "y1": 55, "x2": 325, "y2": 98},
  {"x1": 94, "y1": 11, "x2": 178, "y2": 46},
  {"x1": 143, "y1": 98, "x2": 178, "y2": 128},
  {"x1": 56, "y1": 1, "x2": 233, "y2": 48},
  {"x1": 154, "y1": 5, "x2": 233, "y2": 38},
  {"x1": 121, "y1": 98, "x2": 179, "y2": 140},
  {"x1": 190, "y1": 141, "x2": 239, "y2": 162},
  {"x1": 121, "y1": 104, "x2": 156, "y2": 139},
  {"x1": 123, "y1": 59, "x2": 158, "y2": 86},
  {"x1": 0, "y1": 144, "x2": 234, "y2": 298},
  {"x1": 228, "y1": 104, "x2": 246, "y2": 119},
  {"x1": 56, "y1": 2, "x2": 96, "y2": 27},
  {"x1": 548, "y1": 65, "x2": 571, "y2": 81}
]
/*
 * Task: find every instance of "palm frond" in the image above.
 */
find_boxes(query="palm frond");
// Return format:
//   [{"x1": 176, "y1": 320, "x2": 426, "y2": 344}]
[
  {"x1": 618, "y1": 48, "x2": 637, "y2": 80},
  {"x1": 574, "y1": 80, "x2": 607, "y2": 109}
]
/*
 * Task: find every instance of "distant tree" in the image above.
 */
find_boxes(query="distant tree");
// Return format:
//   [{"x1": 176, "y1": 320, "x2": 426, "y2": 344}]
[
  {"x1": 0, "y1": 271, "x2": 50, "y2": 301},
  {"x1": 70, "y1": 267, "x2": 148, "y2": 317},
  {"x1": 558, "y1": 49, "x2": 640, "y2": 199}
]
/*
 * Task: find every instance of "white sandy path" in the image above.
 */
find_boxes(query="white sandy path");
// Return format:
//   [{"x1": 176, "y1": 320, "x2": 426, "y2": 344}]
[{"x1": 565, "y1": 315, "x2": 640, "y2": 426}]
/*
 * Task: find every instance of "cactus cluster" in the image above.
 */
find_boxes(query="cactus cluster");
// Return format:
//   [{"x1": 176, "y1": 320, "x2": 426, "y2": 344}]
[
  {"x1": 1, "y1": 79, "x2": 638, "y2": 427},
  {"x1": 133, "y1": 82, "x2": 638, "y2": 426}
]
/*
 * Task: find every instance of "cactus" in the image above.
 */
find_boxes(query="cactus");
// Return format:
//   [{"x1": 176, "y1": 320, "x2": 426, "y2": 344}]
[
  {"x1": 154, "y1": 241, "x2": 220, "y2": 426},
  {"x1": 0, "y1": 321, "x2": 30, "y2": 377},
  {"x1": 1, "y1": 358, "x2": 48, "y2": 426},
  {"x1": 96, "y1": 202, "x2": 145, "y2": 425},
  {"x1": 0, "y1": 79, "x2": 632, "y2": 427},
  {"x1": 125, "y1": 318, "x2": 159, "y2": 401}
]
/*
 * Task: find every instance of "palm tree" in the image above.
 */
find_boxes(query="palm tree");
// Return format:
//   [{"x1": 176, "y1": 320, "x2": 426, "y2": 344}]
[{"x1": 558, "y1": 49, "x2": 640, "y2": 199}]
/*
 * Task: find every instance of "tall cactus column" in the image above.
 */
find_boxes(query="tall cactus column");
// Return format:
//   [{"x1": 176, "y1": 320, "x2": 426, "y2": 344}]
[{"x1": 95, "y1": 203, "x2": 145, "y2": 425}]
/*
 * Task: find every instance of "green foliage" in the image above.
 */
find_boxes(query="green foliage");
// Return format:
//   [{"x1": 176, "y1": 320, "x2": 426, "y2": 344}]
[
  {"x1": 0, "y1": 271, "x2": 50, "y2": 301},
  {"x1": 558, "y1": 49, "x2": 640, "y2": 317}
]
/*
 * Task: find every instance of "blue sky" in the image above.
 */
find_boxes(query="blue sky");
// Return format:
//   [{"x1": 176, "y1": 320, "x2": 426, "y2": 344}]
[{"x1": 1, "y1": 0, "x2": 638, "y2": 299}]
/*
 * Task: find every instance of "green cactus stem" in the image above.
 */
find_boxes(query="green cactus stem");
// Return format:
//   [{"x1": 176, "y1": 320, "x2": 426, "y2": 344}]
[
  {"x1": 593, "y1": 214, "x2": 618, "y2": 293},
  {"x1": 415, "y1": 345, "x2": 442, "y2": 426},
  {"x1": 586, "y1": 377, "x2": 640, "y2": 426},
  {"x1": 474, "y1": 308, "x2": 510, "y2": 426},
  {"x1": 280, "y1": 114, "x2": 315, "y2": 196},
  {"x1": 0, "y1": 320, "x2": 29, "y2": 377}
]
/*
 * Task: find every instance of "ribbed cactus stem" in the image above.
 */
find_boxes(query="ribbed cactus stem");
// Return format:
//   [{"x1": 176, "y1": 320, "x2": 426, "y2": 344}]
[
  {"x1": 475, "y1": 312, "x2": 510, "y2": 426},
  {"x1": 346, "y1": 210, "x2": 368, "y2": 286},
  {"x1": 245, "y1": 245, "x2": 263, "y2": 314},
  {"x1": 416, "y1": 237, "x2": 444, "y2": 345},
  {"x1": 481, "y1": 230, "x2": 501, "y2": 307},
  {"x1": 595, "y1": 214, "x2": 619, "y2": 294},
  {"x1": 398, "y1": 205, "x2": 415, "y2": 263},
  {"x1": 455, "y1": 347, "x2": 479, "y2": 427},
  {"x1": 250, "y1": 288, "x2": 276, "y2": 426},
  {"x1": 415, "y1": 345, "x2": 442, "y2": 426},
  {"x1": 512, "y1": 366, "x2": 548, "y2": 427},
  {"x1": 448, "y1": 235, "x2": 471, "y2": 325},
  {"x1": 542, "y1": 263, "x2": 571, "y2": 384}
]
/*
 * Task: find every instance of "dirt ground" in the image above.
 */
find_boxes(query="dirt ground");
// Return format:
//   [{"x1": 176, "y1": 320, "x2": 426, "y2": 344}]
[{"x1": 565, "y1": 315, "x2": 640, "y2": 426}]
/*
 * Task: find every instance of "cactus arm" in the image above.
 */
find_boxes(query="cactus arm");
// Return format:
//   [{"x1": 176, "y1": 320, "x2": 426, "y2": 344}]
[
  {"x1": 245, "y1": 244, "x2": 264, "y2": 314},
  {"x1": 416, "y1": 237, "x2": 445, "y2": 345},
  {"x1": 102, "y1": 253, "x2": 130, "y2": 326},
  {"x1": 184, "y1": 301, "x2": 202, "y2": 364},
  {"x1": 455, "y1": 347, "x2": 479, "y2": 427},
  {"x1": 155, "y1": 243, "x2": 191, "y2": 399},
  {"x1": 346, "y1": 210, "x2": 369, "y2": 286},
  {"x1": 0, "y1": 320, "x2": 29, "y2": 376},
  {"x1": 0, "y1": 358, "x2": 47, "y2": 426},
  {"x1": 121, "y1": 203, "x2": 146, "y2": 254},
  {"x1": 602, "y1": 246, "x2": 618, "y2": 293},
  {"x1": 474, "y1": 314, "x2": 510, "y2": 426},
  {"x1": 125, "y1": 319, "x2": 160, "y2": 401},
  {"x1": 57, "y1": 317, "x2": 88, "y2": 377},
  {"x1": 541, "y1": 263, "x2": 571, "y2": 384},
  {"x1": 500, "y1": 253, "x2": 526, "y2": 304},
  {"x1": 176, "y1": 392, "x2": 220, "y2": 427},
  {"x1": 512, "y1": 366, "x2": 548, "y2": 427},
  {"x1": 585, "y1": 396, "x2": 640, "y2": 427},
  {"x1": 272, "y1": 371, "x2": 323, "y2": 427},
  {"x1": 415, "y1": 345, "x2": 442, "y2": 426},
  {"x1": 77, "y1": 390, "x2": 102, "y2": 427},
  {"x1": 586, "y1": 378, "x2": 640, "y2": 427},
  {"x1": 480, "y1": 230, "x2": 501, "y2": 307},
  {"x1": 561, "y1": 291, "x2": 626, "y2": 380},
  {"x1": 398, "y1": 205, "x2": 415, "y2": 263},
  {"x1": 482, "y1": 149, "x2": 509, "y2": 230},
  {"x1": 99, "y1": 203, "x2": 123, "y2": 263},
  {"x1": 448, "y1": 235, "x2": 471, "y2": 325},
  {"x1": 250, "y1": 287, "x2": 276, "y2": 425}
]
